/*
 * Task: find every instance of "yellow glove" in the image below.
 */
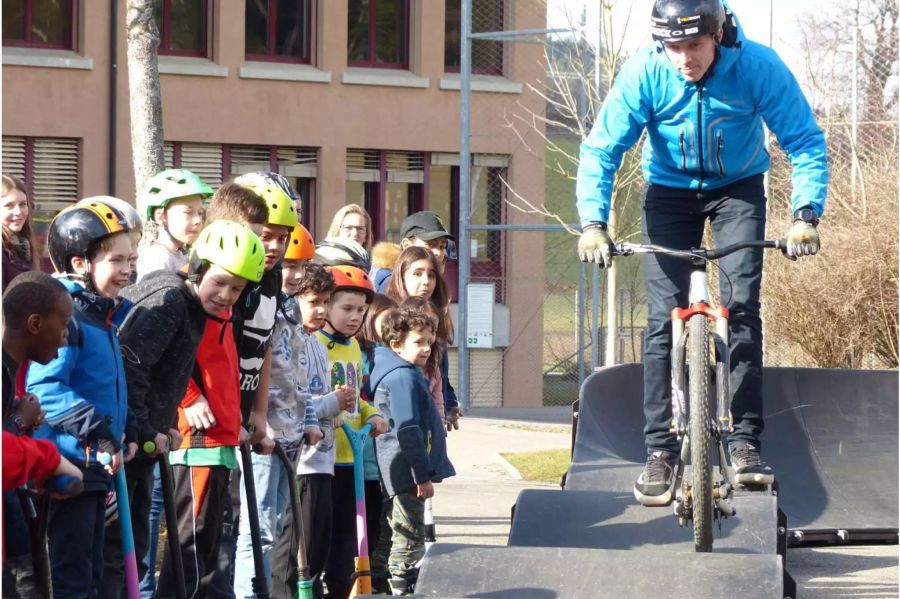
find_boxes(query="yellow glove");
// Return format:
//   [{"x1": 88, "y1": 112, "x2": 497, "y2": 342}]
[
  {"x1": 577, "y1": 224, "x2": 613, "y2": 268},
  {"x1": 785, "y1": 220, "x2": 820, "y2": 260}
]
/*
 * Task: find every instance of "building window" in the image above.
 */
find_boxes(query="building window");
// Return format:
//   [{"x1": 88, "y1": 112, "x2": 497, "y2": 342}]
[
  {"x1": 2, "y1": 0, "x2": 75, "y2": 49},
  {"x1": 154, "y1": 0, "x2": 208, "y2": 57},
  {"x1": 2, "y1": 136, "x2": 80, "y2": 216},
  {"x1": 346, "y1": 150, "x2": 424, "y2": 240},
  {"x1": 347, "y1": 0, "x2": 409, "y2": 69},
  {"x1": 445, "y1": 0, "x2": 504, "y2": 75},
  {"x1": 164, "y1": 142, "x2": 319, "y2": 235},
  {"x1": 245, "y1": 0, "x2": 312, "y2": 63},
  {"x1": 429, "y1": 154, "x2": 507, "y2": 300}
]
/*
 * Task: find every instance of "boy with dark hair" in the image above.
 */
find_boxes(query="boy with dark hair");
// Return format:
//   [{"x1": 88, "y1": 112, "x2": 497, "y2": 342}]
[
  {"x1": 207, "y1": 173, "x2": 297, "y2": 596},
  {"x1": 2, "y1": 271, "x2": 80, "y2": 596},
  {"x1": 26, "y1": 203, "x2": 139, "y2": 597},
  {"x1": 370, "y1": 301, "x2": 456, "y2": 596},
  {"x1": 205, "y1": 182, "x2": 270, "y2": 227},
  {"x1": 233, "y1": 224, "x2": 323, "y2": 597}
]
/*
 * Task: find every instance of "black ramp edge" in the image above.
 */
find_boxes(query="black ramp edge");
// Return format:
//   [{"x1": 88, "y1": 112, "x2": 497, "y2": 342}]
[
  {"x1": 508, "y1": 488, "x2": 780, "y2": 555},
  {"x1": 417, "y1": 544, "x2": 785, "y2": 598},
  {"x1": 568, "y1": 364, "x2": 899, "y2": 533}
]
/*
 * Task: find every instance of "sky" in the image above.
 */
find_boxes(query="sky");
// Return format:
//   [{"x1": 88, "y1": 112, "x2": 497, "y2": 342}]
[{"x1": 546, "y1": 0, "x2": 823, "y2": 57}]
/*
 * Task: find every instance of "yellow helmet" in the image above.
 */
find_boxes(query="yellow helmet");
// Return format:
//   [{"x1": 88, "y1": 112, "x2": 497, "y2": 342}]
[
  {"x1": 191, "y1": 220, "x2": 265, "y2": 283},
  {"x1": 234, "y1": 172, "x2": 299, "y2": 229}
]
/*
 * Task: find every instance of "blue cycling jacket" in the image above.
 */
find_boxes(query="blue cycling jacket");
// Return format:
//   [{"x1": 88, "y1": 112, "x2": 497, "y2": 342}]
[{"x1": 576, "y1": 9, "x2": 828, "y2": 225}]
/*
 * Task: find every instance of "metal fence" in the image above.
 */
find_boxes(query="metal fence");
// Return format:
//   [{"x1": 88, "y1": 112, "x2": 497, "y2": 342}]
[{"x1": 455, "y1": 0, "x2": 899, "y2": 409}]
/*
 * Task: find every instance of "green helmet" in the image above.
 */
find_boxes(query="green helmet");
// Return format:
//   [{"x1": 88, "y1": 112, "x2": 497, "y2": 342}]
[
  {"x1": 191, "y1": 220, "x2": 265, "y2": 283},
  {"x1": 234, "y1": 172, "x2": 299, "y2": 229},
  {"x1": 140, "y1": 169, "x2": 213, "y2": 220}
]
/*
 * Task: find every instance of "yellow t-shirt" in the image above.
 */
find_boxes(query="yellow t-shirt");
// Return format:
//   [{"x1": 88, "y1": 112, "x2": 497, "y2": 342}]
[{"x1": 315, "y1": 330, "x2": 379, "y2": 465}]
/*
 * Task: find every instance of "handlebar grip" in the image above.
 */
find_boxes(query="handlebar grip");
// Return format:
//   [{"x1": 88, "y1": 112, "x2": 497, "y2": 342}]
[{"x1": 45, "y1": 474, "x2": 84, "y2": 496}]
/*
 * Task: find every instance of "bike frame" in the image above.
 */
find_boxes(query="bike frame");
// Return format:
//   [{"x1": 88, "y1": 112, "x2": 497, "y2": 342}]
[
  {"x1": 612, "y1": 239, "x2": 786, "y2": 529},
  {"x1": 669, "y1": 261, "x2": 737, "y2": 525}
]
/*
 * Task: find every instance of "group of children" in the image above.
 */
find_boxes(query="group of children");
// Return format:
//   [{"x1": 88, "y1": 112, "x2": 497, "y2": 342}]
[{"x1": 2, "y1": 168, "x2": 459, "y2": 598}]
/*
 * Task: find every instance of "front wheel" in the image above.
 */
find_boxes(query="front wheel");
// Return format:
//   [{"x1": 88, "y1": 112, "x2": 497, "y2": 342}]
[{"x1": 688, "y1": 313, "x2": 714, "y2": 552}]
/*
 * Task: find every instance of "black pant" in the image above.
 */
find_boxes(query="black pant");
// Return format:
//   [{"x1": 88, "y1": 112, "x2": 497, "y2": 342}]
[
  {"x1": 99, "y1": 457, "x2": 155, "y2": 599},
  {"x1": 271, "y1": 473, "x2": 332, "y2": 599},
  {"x1": 47, "y1": 490, "x2": 107, "y2": 599},
  {"x1": 642, "y1": 175, "x2": 767, "y2": 454},
  {"x1": 206, "y1": 468, "x2": 240, "y2": 599},
  {"x1": 2, "y1": 489, "x2": 38, "y2": 598},
  {"x1": 322, "y1": 469, "x2": 383, "y2": 599},
  {"x1": 157, "y1": 465, "x2": 230, "y2": 599}
]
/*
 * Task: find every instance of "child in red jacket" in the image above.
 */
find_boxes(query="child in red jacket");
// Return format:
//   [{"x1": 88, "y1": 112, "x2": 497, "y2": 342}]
[{"x1": 155, "y1": 221, "x2": 266, "y2": 597}]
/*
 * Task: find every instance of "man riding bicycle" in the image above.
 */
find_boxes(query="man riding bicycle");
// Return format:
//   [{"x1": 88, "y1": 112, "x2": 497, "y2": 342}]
[{"x1": 575, "y1": 0, "x2": 828, "y2": 506}]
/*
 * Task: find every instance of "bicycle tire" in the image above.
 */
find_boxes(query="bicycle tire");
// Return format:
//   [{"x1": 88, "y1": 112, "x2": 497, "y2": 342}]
[{"x1": 689, "y1": 313, "x2": 714, "y2": 552}]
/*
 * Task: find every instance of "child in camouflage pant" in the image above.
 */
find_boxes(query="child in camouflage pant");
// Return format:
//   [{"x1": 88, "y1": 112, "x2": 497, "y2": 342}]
[{"x1": 368, "y1": 302, "x2": 455, "y2": 595}]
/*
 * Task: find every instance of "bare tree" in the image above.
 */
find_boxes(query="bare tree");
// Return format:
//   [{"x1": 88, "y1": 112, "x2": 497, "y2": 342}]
[
  {"x1": 126, "y1": 0, "x2": 165, "y2": 192},
  {"x1": 764, "y1": 0, "x2": 899, "y2": 368},
  {"x1": 501, "y1": 0, "x2": 645, "y2": 366}
]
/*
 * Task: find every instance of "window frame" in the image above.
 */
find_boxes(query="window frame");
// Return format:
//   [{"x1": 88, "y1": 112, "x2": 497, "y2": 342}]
[
  {"x1": 2, "y1": 0, "x2": 76, "y2": 50},
  {"x1": 444, "y1": 0, "x2": 505, "y2": 76},
  {"x1": 157, "y1": 0, "x2": 209, "y2": 58},
  {"x1": 165, "y1": 141, "x2": 318, "y2": 236},
  {"x1": 347, "y1": 0, "x2": 411, "y2": 70},
  {"x1": 347, "y1": 150, "x2": 425, "y2": 241},
  {"x1": 244, "y1": 0, "x2": 313, "y2": 65},
  {"x1": 425, "y1": 159, "x2": 506, "y2": 302}
]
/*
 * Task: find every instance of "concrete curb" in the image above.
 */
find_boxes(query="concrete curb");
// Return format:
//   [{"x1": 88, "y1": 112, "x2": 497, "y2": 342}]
[{"x1": 492, "y1": 452, "x2": 523, "y2": 480}]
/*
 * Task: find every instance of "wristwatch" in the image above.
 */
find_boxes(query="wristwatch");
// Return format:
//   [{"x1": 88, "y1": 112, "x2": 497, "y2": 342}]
[
  {"x1": 582, "y1": 221, "x2": 608, "y2": 232},
  {"x1": 792, "y1": 207, "x2": 819, "y2": 226}
]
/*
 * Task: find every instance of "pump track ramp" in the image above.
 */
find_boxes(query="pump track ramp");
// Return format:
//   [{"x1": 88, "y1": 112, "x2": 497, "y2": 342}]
[{"x1": 413, "y1": 365, "x2": 897, "y2": 598}]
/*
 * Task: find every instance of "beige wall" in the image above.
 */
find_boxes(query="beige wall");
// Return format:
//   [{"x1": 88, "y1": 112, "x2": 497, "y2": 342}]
[{"x1": 3, "y1": 0, "x2": 548, "y2": 407}]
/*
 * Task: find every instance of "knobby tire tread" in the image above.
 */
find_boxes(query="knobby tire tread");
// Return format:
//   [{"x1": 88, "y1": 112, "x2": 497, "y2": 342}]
[{"x1": 689, "y1": 314, "x2": 714, "y2": 552}]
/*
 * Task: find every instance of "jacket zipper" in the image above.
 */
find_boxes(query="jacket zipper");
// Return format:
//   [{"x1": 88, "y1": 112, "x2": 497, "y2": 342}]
[
  {"x1": 696, "y1": 83, "x2": 706, "y2": 188},
  {"x1": 716, "y1": 131, "x2": 725, "y2": 176},
  {"x1": 679, "y1": 130, "x2": 687, "y2": 171}
]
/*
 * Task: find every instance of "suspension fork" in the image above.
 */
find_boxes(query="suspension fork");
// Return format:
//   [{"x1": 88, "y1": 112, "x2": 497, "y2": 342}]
[{"x1": 670, "y1": 317, "x2": 689, "y2": 437}]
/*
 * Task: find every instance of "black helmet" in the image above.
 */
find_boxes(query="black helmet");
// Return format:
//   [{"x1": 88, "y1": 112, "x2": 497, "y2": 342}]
[
  {"x1": 314, "y1": 238, "x2": 371, "y2": 272},
  {"x1": 49, "y1": 203, "x2": 130, "y2": 274},
  {"x1": 651, "y1": 0, "x2": 726, "y2": 43}
]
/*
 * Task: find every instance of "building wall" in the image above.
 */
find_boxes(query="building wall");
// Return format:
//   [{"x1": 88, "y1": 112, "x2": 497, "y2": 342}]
[{"x1": 2, "y1": 0, "x2": 547, "y2": 407}]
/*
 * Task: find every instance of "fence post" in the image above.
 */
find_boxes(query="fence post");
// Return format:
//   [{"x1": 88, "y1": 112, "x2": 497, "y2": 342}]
[{"x1": 458, "y1": 0, "x2": 472, "y2": 412}]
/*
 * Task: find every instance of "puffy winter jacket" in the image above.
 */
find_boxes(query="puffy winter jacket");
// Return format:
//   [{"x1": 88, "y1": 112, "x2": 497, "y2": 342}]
[
  {"x1": 576, "y1": 6, "x2": 828, "y2": 225},
  {"x1": 27, "y1": 278, "x2": 131, "y2": 484}
]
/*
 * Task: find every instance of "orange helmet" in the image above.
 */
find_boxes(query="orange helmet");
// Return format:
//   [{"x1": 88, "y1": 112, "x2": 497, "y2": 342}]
[
  {"x1": 327, "y1": 265, "x2": 375, "y2": 302},
  {"x1": 284, "y1": 224, "x2": 315, "y2": 261}
]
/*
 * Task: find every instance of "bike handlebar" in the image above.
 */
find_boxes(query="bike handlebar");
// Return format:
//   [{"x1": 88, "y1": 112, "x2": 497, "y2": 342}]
[{"x1": 611, "y1": 239, "x2": 787, "y2": 261}]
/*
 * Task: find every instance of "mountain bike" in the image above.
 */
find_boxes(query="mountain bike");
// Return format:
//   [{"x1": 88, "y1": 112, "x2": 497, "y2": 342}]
[{"x1": 611, "y1": 238, "x2": 787, "y2": 552}]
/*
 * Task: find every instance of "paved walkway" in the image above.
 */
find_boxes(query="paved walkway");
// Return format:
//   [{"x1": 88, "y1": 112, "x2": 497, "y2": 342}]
[{"x1": 430, "y1": 408, "x2": 899, "y2": 598}]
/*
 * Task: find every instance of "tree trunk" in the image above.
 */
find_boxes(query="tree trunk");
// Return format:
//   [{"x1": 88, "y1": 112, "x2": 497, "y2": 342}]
[{"x1": 126, "y1": 0, "x2": 165, "y2": 193}]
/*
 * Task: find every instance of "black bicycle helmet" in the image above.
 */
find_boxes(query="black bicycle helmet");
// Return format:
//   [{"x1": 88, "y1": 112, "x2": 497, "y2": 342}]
[
  {"x1": 314, "y1": 238, "x2": 371, "y2": 272},
  {"x1": 48, "y1": 203, "x2": 130, "y2": 274},
  {"x1": 650, "y1": 0, "x2": 726, "y2": 43}
]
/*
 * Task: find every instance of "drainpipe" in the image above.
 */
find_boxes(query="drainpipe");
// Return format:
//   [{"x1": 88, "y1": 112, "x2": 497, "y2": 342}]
[{"x1": 108, "y1": 0, "x2": 118, "y2": 195}]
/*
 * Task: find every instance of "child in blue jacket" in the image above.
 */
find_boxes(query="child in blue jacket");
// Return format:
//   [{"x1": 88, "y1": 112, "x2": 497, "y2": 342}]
[
  {"x1": 26, "y1": 201, "x2": 138, "y2": 597},
  {"x1": 369, "y1": 300, "x2": 455, "y2": 596}
]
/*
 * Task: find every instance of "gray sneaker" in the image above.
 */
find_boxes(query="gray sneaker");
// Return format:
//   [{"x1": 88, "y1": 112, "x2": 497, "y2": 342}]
[
  {"x1": 731, "y1": 443, "x2": 775, "y2": 485},
  {"x1": 633, "y1": 450, "x2": 678, "y2": 506}
]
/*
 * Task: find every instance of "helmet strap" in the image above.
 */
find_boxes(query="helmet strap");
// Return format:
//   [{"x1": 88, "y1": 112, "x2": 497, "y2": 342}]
[{"x1": 69, "y1": 254, "x2": 98, "y2": 294}]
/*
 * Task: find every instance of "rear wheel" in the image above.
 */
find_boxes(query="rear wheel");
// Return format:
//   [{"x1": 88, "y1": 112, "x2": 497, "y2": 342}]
[{"x1": 688, "y1": 313, "x2": 714, "y2": 552}]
